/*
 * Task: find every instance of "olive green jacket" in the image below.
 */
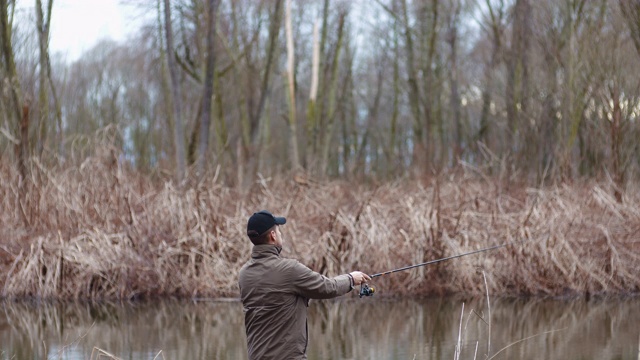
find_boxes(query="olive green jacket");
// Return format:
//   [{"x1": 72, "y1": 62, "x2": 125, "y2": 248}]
[{"x1": 238, "y1": 244, "x2": 353, "y2": 360}]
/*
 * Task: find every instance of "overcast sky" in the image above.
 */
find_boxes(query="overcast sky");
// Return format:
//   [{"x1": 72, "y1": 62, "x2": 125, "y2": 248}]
[{"x1": 48, "y1": 0, "x2": 139, "y2": 61}]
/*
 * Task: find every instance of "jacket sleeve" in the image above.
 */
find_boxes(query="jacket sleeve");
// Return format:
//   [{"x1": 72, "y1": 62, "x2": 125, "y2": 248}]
[{"x1": 288, "y1": 260, "x2": 352, "y2": 299}]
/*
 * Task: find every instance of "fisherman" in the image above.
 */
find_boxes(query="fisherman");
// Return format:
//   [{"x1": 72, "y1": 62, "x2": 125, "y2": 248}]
[{"x1": 238, "y1": 210, "x2": 370, "y2": 360}]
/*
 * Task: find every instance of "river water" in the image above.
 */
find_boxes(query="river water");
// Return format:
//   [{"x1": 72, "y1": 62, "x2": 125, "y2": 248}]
[{"x1": 0, "y1": 296, "x2": 638, "y2": 359}]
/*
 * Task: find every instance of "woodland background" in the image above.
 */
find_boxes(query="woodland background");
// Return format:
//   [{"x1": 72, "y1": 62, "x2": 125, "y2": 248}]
[{"x1": 0, "y1": 0, "x2": 639, "y2": 299}]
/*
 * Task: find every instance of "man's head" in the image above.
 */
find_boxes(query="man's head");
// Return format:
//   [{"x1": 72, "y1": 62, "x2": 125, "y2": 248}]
[{"x1": 247, "y1": 210, "x2": 286, "y2": 245}]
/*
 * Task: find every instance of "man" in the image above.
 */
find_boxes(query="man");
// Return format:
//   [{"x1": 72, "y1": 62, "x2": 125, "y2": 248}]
[{"x1": 238, "y1": 210, "x2": 371, "y2": 360}]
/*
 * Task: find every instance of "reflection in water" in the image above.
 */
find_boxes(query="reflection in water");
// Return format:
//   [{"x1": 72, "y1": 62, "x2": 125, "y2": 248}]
[{"x1": 0, "y1": 296, "x2": 638, "y2": 359}]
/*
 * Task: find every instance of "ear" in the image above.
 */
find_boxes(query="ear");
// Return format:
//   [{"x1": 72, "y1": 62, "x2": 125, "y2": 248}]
[{"x1": 268, "y1": 229, "x2": 277, "y2": 243}]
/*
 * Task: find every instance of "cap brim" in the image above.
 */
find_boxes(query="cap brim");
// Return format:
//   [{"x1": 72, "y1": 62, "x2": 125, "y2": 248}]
[{"x1": 274, "y1": 216, "x2": 286, "y2": 225}]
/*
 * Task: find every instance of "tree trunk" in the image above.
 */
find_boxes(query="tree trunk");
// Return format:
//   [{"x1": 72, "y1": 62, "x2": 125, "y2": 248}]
[
  {"x1": 163, "y1": 0, "x2": 187, "y2": 181},
  {"x1": 35, "y1": 0, "x2": 53, "y2": 156},
  {"x1": 400, "y1": 0, "x2": 424, "y2": 172},
  {"x1": 157, "y1": 0, "x2": 174, "y2": 172},
  {"x1": 250, "y1": 0, "x2": 282, "y2": 144},
  {"x1": 0, "y1": 0, "x2": 23, "y2": 128},
  {"x1": 610, "y1": 85, "x2": 623, "y2": 202},
  {"x1": 285, "y1": 0, "x2": 300, "y2": 170},
  {"x1": 33, "y1": 0, "x2": 61, "y2": 158},
  {"x1": 354, "y1": 67, "x2": 382, "y2": 176},
  {"x1": 505, "y1": 0, "x2": 531, "y2": 161},
  {"x1": 18, "y1": 103, "x2": 29, "y2": 181},
  {"x1": 619, "y1": 0, "x2": 640, "y2": 57},
  {"x1": 243, "y1": 0, "x2": 282, "y2": 182},
  {"x1": 478, "y1": 0, "x2": 503, "y2": 154},
  {"x1": 320, "y1": 11, "x2": 346, "y2": 176},
  {"x1": 305, "y1": 19, "x2": 319, "y2": 170},
  {"x1": 388, "y1": 1, "x2": 400, "y2": 177},
  {"x1": 306, "y1": 0, "x2": 330, "y2": 170},
  {"x1": 229, "y1": 0, "x2": 254, "y2": 184},
  {"x1": 213, "y1": 73, "x2": 227, "y2": 158},
  {"x1": 422, "y1": 0, "x2": 438, "y2": 170},
  {"x1": 447, "y1": 2, "x2": 462, "y2": 163},
  {"x1": 196, "y1": 0, "x2": 220, "y2": 176}
]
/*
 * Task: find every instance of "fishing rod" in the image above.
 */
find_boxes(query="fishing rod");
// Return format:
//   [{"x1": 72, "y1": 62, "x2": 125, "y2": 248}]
[{"x1": 359, "y1": 241, "x2": 516, "y2": 297}]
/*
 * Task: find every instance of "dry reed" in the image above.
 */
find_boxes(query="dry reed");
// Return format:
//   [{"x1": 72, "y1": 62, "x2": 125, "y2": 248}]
[{"x1": 1, "y1": 150, "x2": 639, "y2": 300}]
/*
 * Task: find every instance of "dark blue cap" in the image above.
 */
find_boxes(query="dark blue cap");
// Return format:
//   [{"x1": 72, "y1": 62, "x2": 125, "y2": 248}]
[{"x1": 247, "y1": 210, "x2": 286, "y2": 238}]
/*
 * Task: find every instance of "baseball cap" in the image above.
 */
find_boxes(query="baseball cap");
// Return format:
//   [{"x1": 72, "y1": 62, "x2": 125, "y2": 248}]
[{"x1": 247, "y1": 210, "x2": 286, "y2": 238}]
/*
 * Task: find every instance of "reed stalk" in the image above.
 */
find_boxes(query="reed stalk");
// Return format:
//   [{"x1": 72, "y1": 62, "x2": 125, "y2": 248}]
[{"x1": 1, "y1": 150, "x2": 639, "y2": 300}]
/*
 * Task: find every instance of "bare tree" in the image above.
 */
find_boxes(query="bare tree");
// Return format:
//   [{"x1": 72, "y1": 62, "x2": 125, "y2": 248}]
[
  {"x1": 619, "y1": 0, "x2": 640, "y2": 57},
  {"x1": 2, "y1": 0, "x2": 638, "y2": 183},
  {"x1": 505, "y1": 0, "x2": 531, "y2": 158},
  {"x1": 250, "y1": 0, "x2": 282, "y2": 147},
  {"x1": 477, "y1": 0, "x2": 505, "y2": 154},
  {"x1": 447, "y1": 1, "x2": 462, "y2": 161},
  {"x1": 400, "y1": 0, "x2": 424, "y2": 171},
  {"x1": 0, "y1": 0, "x2": 27, "y2": 180},
  {"x1": 305, "y1": 0, "x2": 329, "y2": 171},
  {"x1": 420, "y1": 0, "x2": 439, "y2": 170},
  {"x1": 196, "y1": 0, "x2": 220, "y2": 176},
  {"x1": 34, "y1": 0, "x2": 62, "y2": 158},
  {"x1": 0, "y1": 0, "x2": 22, "y2": 126},
  {"x1": 319, "y1": 9, "x2": 346, "y2": 176},
  {"x1": 305, "y1": 18, "x2": 320, "y2": 170},
  {"x1": 164, "y1": 0, "x2": 187, "y2": 181},
  {"x1": 285, "y1": 0, "x2": 300, "y2": 170}
]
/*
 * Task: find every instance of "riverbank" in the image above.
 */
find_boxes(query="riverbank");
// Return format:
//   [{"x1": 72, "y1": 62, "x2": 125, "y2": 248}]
[{"x1": 1, "y1": 159, "x2": 638, "y2": 300}]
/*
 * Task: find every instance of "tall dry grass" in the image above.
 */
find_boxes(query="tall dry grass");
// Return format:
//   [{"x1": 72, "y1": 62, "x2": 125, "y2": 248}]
[{"x1": 1, "y1": 151, "x2": 639, "y2": 300}]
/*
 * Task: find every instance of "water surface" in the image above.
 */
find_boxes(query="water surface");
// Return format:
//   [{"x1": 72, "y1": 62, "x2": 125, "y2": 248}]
[{"x1": 0, "y1": 296, "x2": 638, "y2": 359}]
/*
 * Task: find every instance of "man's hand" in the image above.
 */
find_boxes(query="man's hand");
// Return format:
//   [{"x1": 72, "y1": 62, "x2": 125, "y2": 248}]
[{"x1": 349, "y1": 271, "x2": 371, "y2": 286}]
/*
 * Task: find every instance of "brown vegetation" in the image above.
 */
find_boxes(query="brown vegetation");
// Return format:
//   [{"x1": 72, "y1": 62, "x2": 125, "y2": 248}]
[{"x1": 1, "y1": 152, "x2": 638, "y2": 301}]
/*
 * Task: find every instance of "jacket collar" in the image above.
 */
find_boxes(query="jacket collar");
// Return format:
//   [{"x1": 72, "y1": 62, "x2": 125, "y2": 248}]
[{"x1": 251, "y1": 244, "x2": 282, "y2": 259}]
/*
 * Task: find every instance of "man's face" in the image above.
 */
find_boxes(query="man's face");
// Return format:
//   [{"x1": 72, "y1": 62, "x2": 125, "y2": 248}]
[{"x1": 273, "y1": 226, "x2": 284, "y2": 246}]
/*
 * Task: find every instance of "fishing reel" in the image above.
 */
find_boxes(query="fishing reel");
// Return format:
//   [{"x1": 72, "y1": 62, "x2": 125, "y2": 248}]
[{"x1": 359, "y1": 283, "x2": 375, "y2": 297}]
